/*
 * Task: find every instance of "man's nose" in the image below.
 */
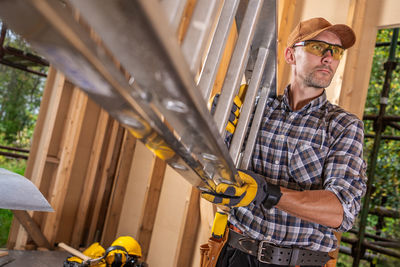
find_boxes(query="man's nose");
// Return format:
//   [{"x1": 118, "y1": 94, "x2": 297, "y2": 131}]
[{"x1": 322, "y1": 49, "x2": 333, "y2": 63}]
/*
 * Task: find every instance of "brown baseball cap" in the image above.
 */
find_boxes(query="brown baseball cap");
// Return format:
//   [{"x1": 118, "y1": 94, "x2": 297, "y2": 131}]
[{"x1": 287, "y1": 17, "x2": 356, "y2": 49}]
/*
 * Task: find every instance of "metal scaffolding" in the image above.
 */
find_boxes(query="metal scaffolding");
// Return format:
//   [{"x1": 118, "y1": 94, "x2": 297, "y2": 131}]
[
  {"x1": 342, "y1": 28, "x2": 400, "y2": 266},
  {"x1": 0, "y1": 23, "x2": 49, "y2": 77}
]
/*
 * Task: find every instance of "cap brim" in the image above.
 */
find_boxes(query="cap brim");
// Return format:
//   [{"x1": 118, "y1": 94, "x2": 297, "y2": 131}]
[{"x1": 299, "y1": 24, "x2": 356, "y2": 49}]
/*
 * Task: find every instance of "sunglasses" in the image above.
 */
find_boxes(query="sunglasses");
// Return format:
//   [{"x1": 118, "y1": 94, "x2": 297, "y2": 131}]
[{"x1": 293, "y1": 40, "x2": 345, "y2": 60}]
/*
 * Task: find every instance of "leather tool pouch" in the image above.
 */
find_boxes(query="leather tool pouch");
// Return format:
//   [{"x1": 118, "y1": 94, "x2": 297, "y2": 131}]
[{"x1": 199, "y1": 228, "x2": 229, "y2": 267}]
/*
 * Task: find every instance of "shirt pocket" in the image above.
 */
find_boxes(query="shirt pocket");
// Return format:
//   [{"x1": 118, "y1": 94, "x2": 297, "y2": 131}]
[{"x1": 288, "y1": 142, "x2": 328, "y2": 189}]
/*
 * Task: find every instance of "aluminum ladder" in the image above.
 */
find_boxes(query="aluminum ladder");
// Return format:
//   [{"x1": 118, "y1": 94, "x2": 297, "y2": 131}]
[{"x1": 0, "y1": 0, "x2": 276, "y2": 190}]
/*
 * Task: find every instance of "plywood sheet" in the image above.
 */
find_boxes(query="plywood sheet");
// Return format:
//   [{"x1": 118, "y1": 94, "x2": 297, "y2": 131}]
[
  {"x1": 146, "y1": 166, "x2": 191, "y2": 267},
  {"x1": 116, "y1": 142, "x2": 154, "y2": 238}
]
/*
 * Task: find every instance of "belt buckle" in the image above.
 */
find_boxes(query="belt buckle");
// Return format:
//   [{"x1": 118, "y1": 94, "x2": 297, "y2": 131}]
[{"x1": 257, "y1": 240, "x2": 272, "y2": 264}]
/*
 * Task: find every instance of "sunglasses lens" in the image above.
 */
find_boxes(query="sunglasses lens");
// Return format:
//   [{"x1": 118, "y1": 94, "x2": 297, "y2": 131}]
[
  {"x1": 303, "y1": 41, "x2": 344, "y2": 60},
  {"x1": 304, "y1": 42, "x2": 327, "y2": 56},
  {"x1": 331, "y1": 46, "x2": 344, "y2": 60}
]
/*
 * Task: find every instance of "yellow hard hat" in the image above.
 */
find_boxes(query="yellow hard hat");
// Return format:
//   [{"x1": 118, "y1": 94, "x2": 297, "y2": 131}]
[{"x1": 110, "y1": 236, "x2": 142, "y2": 258}]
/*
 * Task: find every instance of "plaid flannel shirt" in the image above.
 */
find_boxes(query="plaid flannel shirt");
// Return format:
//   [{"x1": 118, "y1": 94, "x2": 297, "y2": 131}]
[{"x1": 229, "y1": 87, "x2": 367, "y2": 252}]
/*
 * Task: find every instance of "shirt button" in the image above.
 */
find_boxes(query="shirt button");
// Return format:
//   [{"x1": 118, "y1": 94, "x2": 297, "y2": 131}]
[
  {"x1": 265, "y1": 235, "x2": 272, "y2": 241},
  {"x1": 274, "y1": 160, "x2": 279, "y2": 165}
]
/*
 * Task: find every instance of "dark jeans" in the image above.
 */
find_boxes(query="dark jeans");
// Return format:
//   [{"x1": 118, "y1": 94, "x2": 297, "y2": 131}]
[{"x1": 216, "y1": 243, "x2": 322, "y2": 267}]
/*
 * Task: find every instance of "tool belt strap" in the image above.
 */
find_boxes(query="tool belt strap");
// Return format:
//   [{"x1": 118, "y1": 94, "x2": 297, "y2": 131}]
[{"x1": 227, "y1": 229, "x2": 331, "y2": 266}]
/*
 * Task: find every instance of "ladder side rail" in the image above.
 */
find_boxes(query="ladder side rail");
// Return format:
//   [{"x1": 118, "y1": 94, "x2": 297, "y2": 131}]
[
  {"x1": 229, "y1": 46, "x2": 268, "y2": 165},
  {"x1": 181, "y1": 0, "x2": 220, "y2": 75},
  {"x1": 213, "y1": 0, "x2": 264, "y2": 136},
  {"x1": 234, "y1": 0, "x2": 277, "y2": 169},
  {"x1": 197, "y1": 0, "x2": 240, "y2": 100},
  {"x1": 240, "y1": 48, "x2": 276, "y2": 169},
  {"x1": 160, "y1": 0, "x2": 188, "y2": 32},
  {"x1": 240, "y1": 85, "x2": 271, "y2": 169}
]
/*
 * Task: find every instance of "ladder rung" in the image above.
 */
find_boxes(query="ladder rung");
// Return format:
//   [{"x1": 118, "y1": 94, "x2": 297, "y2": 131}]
[
  {"x1": 198, "y1": 0, "x2": 240, "y2": 100},
  {"x1": 160, "y1": 0, "x2": 187, "y2": 32},
  {"x1": 213, "y1": 0, "x2": 264, "y2": 136},
  {"x1": 181, "y1": 0, "x2": 220, "y2": 75}
]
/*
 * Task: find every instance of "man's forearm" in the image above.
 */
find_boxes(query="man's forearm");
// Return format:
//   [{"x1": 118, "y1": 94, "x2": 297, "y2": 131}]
[{"x1": 276, "y1": 187, "x2": 343, "y2": 228}]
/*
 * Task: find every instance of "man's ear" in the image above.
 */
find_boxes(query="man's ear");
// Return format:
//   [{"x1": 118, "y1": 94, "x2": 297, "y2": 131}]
[{"x1": 284, "y1": 47, "x2": 296, "y2": 65}]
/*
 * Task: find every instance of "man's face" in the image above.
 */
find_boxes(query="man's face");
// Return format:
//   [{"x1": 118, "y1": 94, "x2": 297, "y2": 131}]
[{"x1": 291, "y1": 31, "x2": 342, "y2": 89}]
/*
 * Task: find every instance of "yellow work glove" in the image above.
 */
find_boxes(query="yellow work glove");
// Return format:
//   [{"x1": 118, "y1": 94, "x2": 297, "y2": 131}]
[
  {"x1": 201, "y1": 170, "x2": 282, "y2": 208},
  {"x1": 210, "y1": 94, "x2": 242, "y2": 135}
]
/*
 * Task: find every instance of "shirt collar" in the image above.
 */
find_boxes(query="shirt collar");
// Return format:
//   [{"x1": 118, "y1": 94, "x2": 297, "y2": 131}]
[{"x1": 281, "y1": 85, "x2": 327, "y2": 113}]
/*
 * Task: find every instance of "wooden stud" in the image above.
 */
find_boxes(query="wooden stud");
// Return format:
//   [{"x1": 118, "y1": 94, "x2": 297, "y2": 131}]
[
  {"x1": 12, "y1": 210, "x2": 51, "y2": 250},
  {"x1": 330, "y1": 1, "x2": 380, "y2": 264},
  {"x1": 339, "y1": 0, "x2": 381, "y2": 118},
  {"x1": 10, "y1": 67, "x2": 65, "y2": 250},
  {"x1": 94, "y1": 125, "x2": 125, "y2": 244},
  {"x1": 70, "y1": 109, "x2": 109, "y2": 248},
  {"x1": 277, "y1": 0, "x2": 298, "y2": 95},
  {"x1": 137, "y1": 156, "x2": 167, "y2": 260},
  {"x1": 173, "y1": 188, "x2": 200, "y2": 267},
  {"x1": 41, "y1": 87, "x2": 88, "y2": 246},
  {"x1": 84, "y1": 119, "x2": 120, "y2": 245},
  {"x1": 101, "y1": 131, "x2": 137, "y2": 247}
]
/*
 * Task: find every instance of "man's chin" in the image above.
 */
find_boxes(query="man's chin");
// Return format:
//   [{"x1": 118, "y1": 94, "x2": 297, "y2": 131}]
[
  {"x1": 306, "y1": 76, "x2": 332, "y2": 89},
  {"x1": 306, "y1": 80, "x2": 331, "y2": 89}
]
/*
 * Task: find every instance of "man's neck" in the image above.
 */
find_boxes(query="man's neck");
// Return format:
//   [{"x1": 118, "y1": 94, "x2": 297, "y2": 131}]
[{"x1": 288, "y1": 83, "x2": 324, "y2": 111}]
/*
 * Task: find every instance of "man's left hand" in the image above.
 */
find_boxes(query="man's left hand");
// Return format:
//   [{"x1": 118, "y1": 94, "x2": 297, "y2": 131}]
[{"x1": 201, "y1": 170, "x2": 282, "y2": 208}]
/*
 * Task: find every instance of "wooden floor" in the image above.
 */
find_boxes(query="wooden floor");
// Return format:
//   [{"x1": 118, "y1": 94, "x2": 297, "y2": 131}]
[{"x1": 2, "y1": 250, "x2": 69, "y2": 267}]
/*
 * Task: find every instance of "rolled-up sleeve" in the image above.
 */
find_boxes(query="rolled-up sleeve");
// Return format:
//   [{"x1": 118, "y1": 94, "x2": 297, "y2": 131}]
[{"x1": 324, "y1": 118, "x2": 367, "y2": 232}]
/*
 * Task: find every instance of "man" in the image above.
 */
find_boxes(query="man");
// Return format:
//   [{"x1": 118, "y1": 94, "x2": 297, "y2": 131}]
[{"x1": 201, "y1": 17, "x2": 367, "y2": 266}]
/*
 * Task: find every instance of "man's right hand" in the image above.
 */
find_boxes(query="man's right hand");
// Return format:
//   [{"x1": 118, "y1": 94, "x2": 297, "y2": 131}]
[{"x1": 201, "y1": 170, "x2": 282, "y2": 209}]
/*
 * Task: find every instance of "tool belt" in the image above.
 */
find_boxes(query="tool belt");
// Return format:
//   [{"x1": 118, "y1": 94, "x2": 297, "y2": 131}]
[
  {"x1": 200, "y1": 227, "x2": 229, "y2": 267},
  {"x1": 228, "y1": 229, "x2": 331, "y2": 266}
]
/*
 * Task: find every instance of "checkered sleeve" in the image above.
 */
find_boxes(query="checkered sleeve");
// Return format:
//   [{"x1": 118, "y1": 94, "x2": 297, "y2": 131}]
[{"x1": 323, "y1": 116, "x2": 367, "y2": 232}]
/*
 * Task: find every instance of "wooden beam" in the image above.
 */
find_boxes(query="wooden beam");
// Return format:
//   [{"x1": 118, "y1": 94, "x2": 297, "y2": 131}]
[
  {"x1": 101, "y1": 131, "x2": 137, "y2": 247},
  {"x1": 173, "y1": 188, "x2": 200, "y2": 267},
  {"x1": 70, "y1": 109, "x2": 109, "y2": 248},
  {"x1": 277, "y1": 0, "x2": 298, "y2": 95},
  {"x1": 85, "y1": 119, "x2": 121, "y2": 245},
  {"x1": 330, "y1": 1, "x2": 382, "y2": 266},
  {"x1": 28, "y1": 69, "x2": 66, "y2": 191},
  {"x1": 41, "y1": 87, "x2": 88, "y2": 246},
  {"x1": 137, "y1": 156, "x2": 167, "y2": 261},
  {"x1": 12, "y1": 210, "x2": 51, "y2": 249},
  {"x1": 94, "y1": 125, "x2": 125, "y2": 244},
  {"x1": 339, "y1": 0, "x2": 382, "y2": 118}
]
